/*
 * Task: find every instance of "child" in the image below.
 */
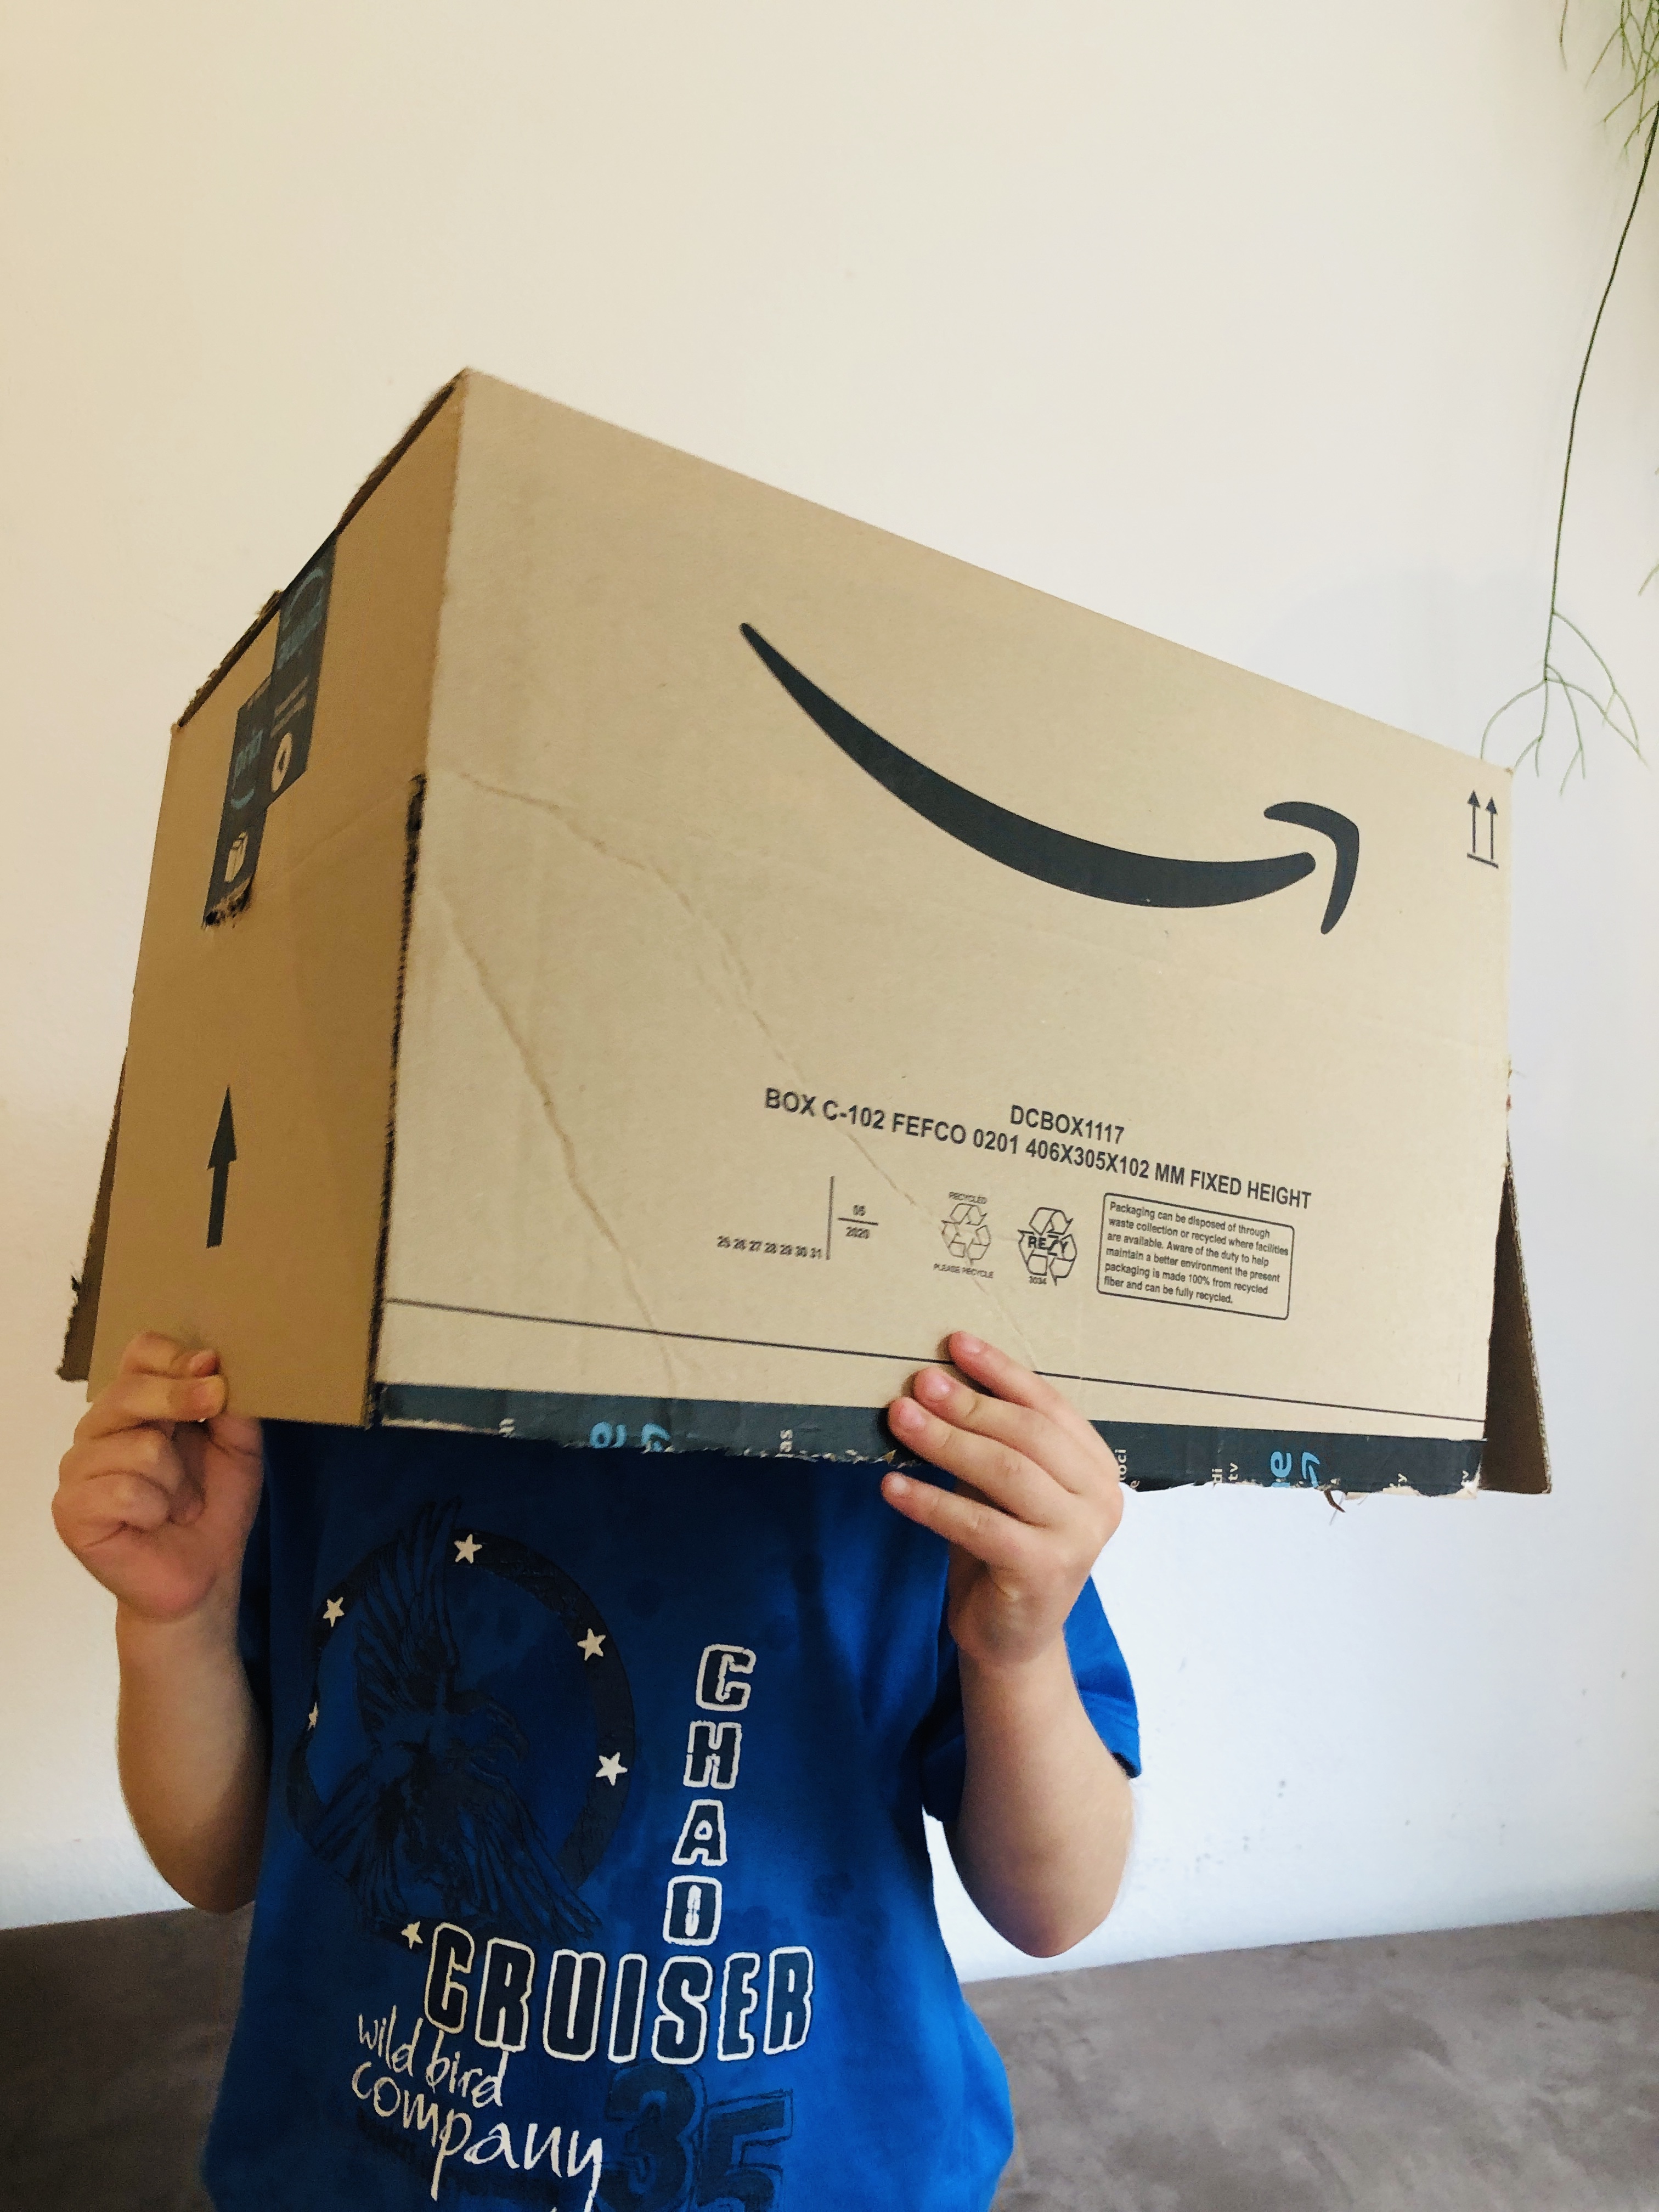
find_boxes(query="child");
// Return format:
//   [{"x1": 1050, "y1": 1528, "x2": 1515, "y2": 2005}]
[{"x1": 54, "y1": 1327, "x2": 1137, "y2": 2210}]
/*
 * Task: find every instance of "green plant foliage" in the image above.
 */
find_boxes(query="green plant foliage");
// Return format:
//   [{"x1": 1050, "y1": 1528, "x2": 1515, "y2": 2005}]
[
  {"x1": 1579, "y1": 1, "x2": 1659, "y2": 142},
  {"x1": 1482, "y1": 5, "x2": 1657, "y2": 781}
]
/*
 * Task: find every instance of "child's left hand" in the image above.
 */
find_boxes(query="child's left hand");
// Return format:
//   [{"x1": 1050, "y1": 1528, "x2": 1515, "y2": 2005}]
[{"x1": 883, "y1": 1333, "x2": 1122, "y2": 1676}]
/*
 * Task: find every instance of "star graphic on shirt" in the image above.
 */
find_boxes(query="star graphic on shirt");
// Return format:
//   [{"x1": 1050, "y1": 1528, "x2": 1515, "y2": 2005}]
[
  {"x1": 595, "y1": 1752, "x2": 628, "y2": 1786},
  {"x1": 307, "y1": 1703, "x2": 319, "y2": 1730},
  {"x1": 453, "y1": 1533, "x2": 481, "y2": 1565},
  {"x1": 323, "y1": 1596, "x2": 345, "y2": 1627},
  {"x1": 401, "y1": 1921, "x2": 422, "y2": 1949},
  {"x1": 578, "y1": 1629, "x2": 606, "y2": 1661}
]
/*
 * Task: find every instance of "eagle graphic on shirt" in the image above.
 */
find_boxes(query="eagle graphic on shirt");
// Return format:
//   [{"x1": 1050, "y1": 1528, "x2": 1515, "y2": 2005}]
[{"x1": 294, "y1": 1500, "x2": 608, "y2": 1946}]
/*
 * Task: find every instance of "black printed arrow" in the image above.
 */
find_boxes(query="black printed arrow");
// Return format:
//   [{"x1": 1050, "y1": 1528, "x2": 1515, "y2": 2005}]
[
  {"x1": 207, "y1": 1089, "x2": 236, "y2": 1249},
  {"x1": 1467, "y1": 792, "x2": 1499, "y2": 869},
  {"x1": 741, "y1": 626, "x2": 1360, "y2": 933}
]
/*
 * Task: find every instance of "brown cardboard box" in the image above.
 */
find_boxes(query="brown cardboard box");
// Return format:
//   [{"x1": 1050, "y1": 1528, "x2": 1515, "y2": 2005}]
[{"x1": 63, "y1": 372, "x2": 1547, "y2": 1494}]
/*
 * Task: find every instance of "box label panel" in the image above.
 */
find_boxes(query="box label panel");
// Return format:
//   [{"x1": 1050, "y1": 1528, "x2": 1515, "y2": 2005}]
[
  {"x1": 1097, "y1": 1194, "x2": 1294, "y2": 1319},
  {"x1": 204, "y1": 536, "x2": 336, "y2": 923}
]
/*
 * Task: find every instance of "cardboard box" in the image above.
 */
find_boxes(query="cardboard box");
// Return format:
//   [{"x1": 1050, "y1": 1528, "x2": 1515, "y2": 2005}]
[{"x1": 63, "y1": 372, "x2": 1547, "y2": 1494}]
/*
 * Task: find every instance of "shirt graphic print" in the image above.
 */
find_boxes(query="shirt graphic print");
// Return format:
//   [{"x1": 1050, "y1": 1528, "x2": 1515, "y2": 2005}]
[{"x1": 204, "y1": 1422, "x2": 1139, "y2": 2212}]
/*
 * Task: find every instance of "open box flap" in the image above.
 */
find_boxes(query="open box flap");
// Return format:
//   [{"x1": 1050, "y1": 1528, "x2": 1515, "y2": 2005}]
[
  {"x1": 1478, "y1": 1153, "x2": 1549, "y2": 1493},
  {"x1": 58, "y1": 1065, "x2": 123, "y2": 1383},
  {"x1": 176, "y1": 375, "x2": 466, "y2": 736},
  {"x1": 73, "y1": 386, "x2": 462, "y2": 1422}
]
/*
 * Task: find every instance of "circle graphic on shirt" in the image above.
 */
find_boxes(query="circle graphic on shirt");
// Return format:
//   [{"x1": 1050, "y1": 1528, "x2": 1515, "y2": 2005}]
[{"x1": 285, "y1": 1498, "x2": 633, "y2": 1949}]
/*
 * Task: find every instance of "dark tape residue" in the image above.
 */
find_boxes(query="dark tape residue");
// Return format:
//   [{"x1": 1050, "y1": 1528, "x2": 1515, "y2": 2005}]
[{"x1": 376, "y1": 1383, "x2": 1482, "y2": 1494}]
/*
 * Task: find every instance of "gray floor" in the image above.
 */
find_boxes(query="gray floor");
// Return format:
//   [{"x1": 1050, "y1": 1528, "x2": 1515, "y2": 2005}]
[
  {"x1": 0, "y1": 1905, "x2": 247, "y2": 2212},
  {"x1": 0, "y1": 1906, "x2": 1654, "y2": 2208},
  {"x1": 972, "y1": 1914, "x2": 1659, "y2": 2211}
]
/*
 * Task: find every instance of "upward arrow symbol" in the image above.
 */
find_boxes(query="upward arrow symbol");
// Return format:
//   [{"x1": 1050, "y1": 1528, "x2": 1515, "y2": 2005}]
[
  {"x1": 1467, "y1": 792, "x2": 1499, "y2": 868},
  {"x1": 207, "y1": 1090, "x2": 237, "y2": 1249}
]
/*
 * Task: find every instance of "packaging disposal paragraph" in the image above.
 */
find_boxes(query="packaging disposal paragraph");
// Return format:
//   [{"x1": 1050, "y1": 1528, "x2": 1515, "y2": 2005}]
[{"x1": 1097, "y1": 1194, "x2": 1294, "y2": 1319}]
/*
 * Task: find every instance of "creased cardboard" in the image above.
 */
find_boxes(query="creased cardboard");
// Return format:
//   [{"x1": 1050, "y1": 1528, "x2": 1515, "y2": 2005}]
[{"x1": 73, "y1": 371, "x2": 1544, "y2": 1493}]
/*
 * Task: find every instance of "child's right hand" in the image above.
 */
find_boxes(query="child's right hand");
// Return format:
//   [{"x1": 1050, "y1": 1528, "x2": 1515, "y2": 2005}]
[{"x1": 54, "y1": 1334, "x2": 263, "y2": 1627}]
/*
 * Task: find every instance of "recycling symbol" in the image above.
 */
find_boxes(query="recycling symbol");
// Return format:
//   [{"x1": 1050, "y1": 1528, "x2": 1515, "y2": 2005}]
[
  {"x1": 941, "y1": 1198, "x2": 991, "y2": 1263},
  {"x1": 1018, "y1": 1206, "x2": 1077, "y2": 1285}
]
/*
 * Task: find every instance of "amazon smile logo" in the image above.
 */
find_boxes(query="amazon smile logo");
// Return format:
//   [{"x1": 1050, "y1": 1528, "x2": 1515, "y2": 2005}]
[{"x1": 741, "y1": 625, "x2": 1359, "y2": 934}]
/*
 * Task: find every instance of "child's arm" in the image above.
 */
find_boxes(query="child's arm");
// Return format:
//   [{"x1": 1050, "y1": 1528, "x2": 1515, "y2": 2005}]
[
  {"x1": 883, "y1": 1333, "x2": 1133, "y2": 1957},
  {"x1": 53, "y1": 1334, "x2": 268, "y2": 1913}
]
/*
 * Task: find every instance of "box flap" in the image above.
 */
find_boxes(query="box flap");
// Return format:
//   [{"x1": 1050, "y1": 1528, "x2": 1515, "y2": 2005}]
[
  {"x1": 176, "y1": 375, "x2": 466, "y2": 736},
  {"x1": 86, "y1": 386, "x2": 464, "y2": 1420},
  {"x1": 336, "y1": 374, "x2": 465, "y2": 537},
  {"x1": 1477, "y1": 1154, "x2": 1549, "y2": 1493},
  {"x1": 58, "y1": 1065, "x2": 123, "y2": 1383}
]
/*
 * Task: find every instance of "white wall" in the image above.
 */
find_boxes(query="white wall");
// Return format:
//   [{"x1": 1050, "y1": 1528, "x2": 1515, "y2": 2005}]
[{"x1": 3, "y1": 2, "x2": 1656, "y2": 1967}]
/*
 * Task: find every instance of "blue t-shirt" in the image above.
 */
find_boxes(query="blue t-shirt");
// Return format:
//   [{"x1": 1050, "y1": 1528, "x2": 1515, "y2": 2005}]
[{"x1": 204, "y1": 1423, "x2": 1139, "y2": 2212}]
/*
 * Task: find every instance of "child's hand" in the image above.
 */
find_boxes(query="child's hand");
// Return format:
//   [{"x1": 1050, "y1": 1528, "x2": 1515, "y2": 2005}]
[
  {"x1": 54, "y1": 1334, "x2": 264, "y2": 1628},
  {"x1": 882, "y1": 1333, "x2": 1122, "y2": 1676}
]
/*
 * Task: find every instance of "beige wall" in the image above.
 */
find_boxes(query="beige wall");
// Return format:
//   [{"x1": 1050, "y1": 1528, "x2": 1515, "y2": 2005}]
[{"x1": 3, "y1": 2, "x2": 1656, "y2": 1965}]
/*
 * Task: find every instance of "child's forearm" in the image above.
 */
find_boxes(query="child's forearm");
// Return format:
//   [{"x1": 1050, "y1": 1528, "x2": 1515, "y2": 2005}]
[
  {"x1": 881, "y1": 1338, "x2": 1132, "y2": 1955},
  {"x1": 116, "y1": 1598, "x2": 268, "y2": 1914},
  {"x1": 950, "y1": 1638, "x2": 1132, "y2": 1957}
]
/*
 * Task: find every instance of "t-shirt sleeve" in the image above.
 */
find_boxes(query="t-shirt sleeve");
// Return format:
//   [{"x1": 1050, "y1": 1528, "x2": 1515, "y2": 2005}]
[{"x1": 918, "y1": 1576, "x2": 1141, "y2": 1824}]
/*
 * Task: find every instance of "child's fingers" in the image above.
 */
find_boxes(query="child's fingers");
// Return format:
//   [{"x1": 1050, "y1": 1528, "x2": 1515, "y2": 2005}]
[
  {"x1": 54, "y1": 1466, "x2": 180, "y2": 1548},
  {"x1": 61, "y1": 1427, "x2": 201, "y2": 1512},
  {"x1": 888, "y1": 1397, "x2": 1063, "y2": 1527},
  {"x1": 116, "y1": 1333, "x2": 210, "y2": 1379},
  {"x1": 76, "y1": 1369, "x2": 226, "y2": 1444},
  {"x1": 880, "y1": 1469, "x2": 1037, "y2": 1572},
  {"x1": 944, "y1": 1334, "x2": 1101, "y2": 1451},
  {"x1": 906, "y1": 1366, "x2": 1097, "y2": 1495}
]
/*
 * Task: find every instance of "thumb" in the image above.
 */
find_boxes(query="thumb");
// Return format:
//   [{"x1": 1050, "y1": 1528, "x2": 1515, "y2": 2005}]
[{"x1": 206, "y1": 1410, "x2": 264, "y2": 1464}]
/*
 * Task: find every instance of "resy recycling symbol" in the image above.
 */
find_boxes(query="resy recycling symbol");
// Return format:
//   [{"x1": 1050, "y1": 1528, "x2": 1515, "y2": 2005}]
[
  {"x1": 1018, "y1": 1206, "x2": 1077, "y2": 1285},
  {"x1": 941, "y1": 1197, "x2": 991, "y2": 1263}
]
